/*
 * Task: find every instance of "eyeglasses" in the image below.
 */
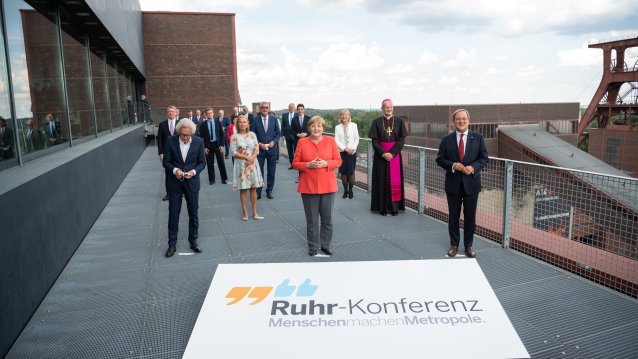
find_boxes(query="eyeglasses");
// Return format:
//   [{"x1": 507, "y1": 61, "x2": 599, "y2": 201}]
[
  {"x1": 260, "y1": 106, "x2": 269, "y2": 109},
  {"x1": 180, "y1": 134, "x2": 192, "y2": 138}
]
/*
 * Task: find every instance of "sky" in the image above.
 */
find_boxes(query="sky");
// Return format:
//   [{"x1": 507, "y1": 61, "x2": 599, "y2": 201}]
[{"x1": 139, "y1": 0, "x2": 638, "y2": 110}]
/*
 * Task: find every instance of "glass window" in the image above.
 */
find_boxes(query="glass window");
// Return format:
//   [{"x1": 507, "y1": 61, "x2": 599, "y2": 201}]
[
  {"x1": 107, "y1": 64, "x2": 121, "y2": 129},
  {"x1": 605, "y1": 138, "x2": 621, "y2": 167},
  {"x1": 4, "y1": 0, "x2": 67, "y2": 164},
  {"x1": 91, "y1": 51, "x2": 110, "y2": 135},
  {"x1": 61, "y1": 31, "x2": 94, "y2": 144},
  {"x1": 0, "y1": 7, "x2": 15, "y2": 171}
]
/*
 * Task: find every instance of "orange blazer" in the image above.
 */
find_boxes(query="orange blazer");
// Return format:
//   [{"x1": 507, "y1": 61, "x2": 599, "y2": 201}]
[{"x1": 293, "y1": 136, "x2": 343, "y2": 194}]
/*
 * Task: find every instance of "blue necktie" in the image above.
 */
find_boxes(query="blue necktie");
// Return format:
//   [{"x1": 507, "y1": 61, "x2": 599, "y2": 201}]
[{"x1": 209, "y1": 121, "x2": 216, "y2": 142}]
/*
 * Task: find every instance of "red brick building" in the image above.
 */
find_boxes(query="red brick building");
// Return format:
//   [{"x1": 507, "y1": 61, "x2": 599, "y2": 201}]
[{"x1": 142, "y1": 12, "x2": 239, "y2": 116}]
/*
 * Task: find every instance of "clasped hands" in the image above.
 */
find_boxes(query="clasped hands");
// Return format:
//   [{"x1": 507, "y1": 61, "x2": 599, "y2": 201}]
[
  {"x1": 382, "y1": 152, "x2": 393, "y2": 161},
  {"x1": 259, "y1": 142, "x2": 274, "y2": 150},
  {"x1": 453, "y1": 162, "x2": 474, "y2": 175},
  {"x1": 175, "y1": 169, "x2": 195, "y2": 180},
  {"x1": 307, "y1": 157, "x2": 328, "y2": 169}
]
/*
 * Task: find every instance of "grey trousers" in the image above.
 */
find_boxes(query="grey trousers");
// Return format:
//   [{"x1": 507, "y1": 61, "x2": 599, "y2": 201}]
[{"x1": 301, "y1": 193, "x2": 335, "y2": 251}]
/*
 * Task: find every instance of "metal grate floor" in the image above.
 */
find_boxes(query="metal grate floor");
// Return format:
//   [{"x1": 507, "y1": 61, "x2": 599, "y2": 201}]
[{"x1": 7, "y1": 147, "x2": 638, "y2": 358}]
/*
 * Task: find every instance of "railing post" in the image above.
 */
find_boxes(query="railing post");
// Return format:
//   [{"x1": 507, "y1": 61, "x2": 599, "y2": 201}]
[
  {"x1": 367, "y1": 141, "x2": 373, "y2": 193},
  {"x1": 502, "y1": 160, "x2": 513, "y2": 248},
  {"x1": 418, "y1": 148, "x2": 426, "y2": 214}
]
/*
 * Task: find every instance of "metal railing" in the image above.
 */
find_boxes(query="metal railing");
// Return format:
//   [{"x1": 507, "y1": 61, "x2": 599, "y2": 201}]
[{"x1": 283, "y1": 134, "x2": 638, "y2": 297}]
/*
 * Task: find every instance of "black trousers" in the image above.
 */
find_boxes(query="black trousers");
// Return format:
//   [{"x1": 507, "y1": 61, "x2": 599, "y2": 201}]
[
  {"x1": 446, "y1": 185, "x2": 479, "y2": 248},
  {"x1": 205, "y1": 146, "x2": 227, "y2": 182}
]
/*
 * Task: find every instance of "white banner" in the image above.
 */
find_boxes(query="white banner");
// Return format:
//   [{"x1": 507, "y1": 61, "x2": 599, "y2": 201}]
[{"x1": 184, "y1": 259, "x2": 529, "y2": 359}]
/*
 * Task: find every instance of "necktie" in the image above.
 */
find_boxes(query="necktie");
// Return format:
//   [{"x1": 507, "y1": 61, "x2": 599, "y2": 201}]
[
  {"x1": 458, "y1": 133, "x2": 465, "y2": 161},
  {"x1": 169, "y1": 120, "x2": 174, "y2": 135},
  {"x1": 50, "y1": 123, "x2": 54, "y2": 135},
  {"x1": 263, "y1": 117, "x2": 268, "y2": 130},
  {"x1": 289, "y1": 113, "x2": 293, "y2": 126},
  {"x1": 209, "y1": 121, "x2": 216, "y2": 142},
  {"x1": 299, "y1": 115, "x2": 303, "y2": 127}
]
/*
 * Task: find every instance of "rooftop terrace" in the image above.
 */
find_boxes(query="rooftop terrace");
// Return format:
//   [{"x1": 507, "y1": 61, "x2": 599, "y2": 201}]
[{"x1": 6, "y1": 146, "x2": 638, "y2": 358}]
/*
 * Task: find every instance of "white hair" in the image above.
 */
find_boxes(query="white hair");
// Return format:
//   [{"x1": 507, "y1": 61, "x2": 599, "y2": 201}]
[{"x1": 175, "y1": 118, "x2": 196, "y2": 133}]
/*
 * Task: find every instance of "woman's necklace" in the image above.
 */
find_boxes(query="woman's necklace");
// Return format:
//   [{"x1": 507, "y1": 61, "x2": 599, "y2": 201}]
[{"x1": 382, "y1": 117, "x2": 394, "y2": 139}]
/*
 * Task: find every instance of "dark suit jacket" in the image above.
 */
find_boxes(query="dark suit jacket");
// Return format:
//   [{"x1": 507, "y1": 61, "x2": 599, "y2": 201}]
[
  {"x1": 218, "y1": 116, "x2": 230, "y2": 130},
  {"x1": 25, "y1": 128, "x2": 44, "y2": 152},
  {"x1": 280, "y1": 112, "x2": 296, "y2": 141},
  {"x1": 162, "y1": 135, "x2": 206, "y2": 193},
  {"x1": 157, "y1": 119, "x2": 179, "y2": 155},
  {"x1": 199, "y1": 119, "x2": 225, "y2": 149},
  {"x1": 435, "y1": 130, "x2": 488, "y2": 196},
  {"x1": 250, "y1": 114, "x2": 281, "y2": 156},
  {"x1": 291, "y1": 114, "x2": 310, "y2": 142},
  {"x1": 0, "y1": 126, "x2": 14, "y2": 159},
  {"x1": 41, "y1": 121, "x2": 61, "y2": 145}
]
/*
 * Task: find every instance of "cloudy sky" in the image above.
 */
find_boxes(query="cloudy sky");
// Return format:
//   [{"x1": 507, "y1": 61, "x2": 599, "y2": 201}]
[{"x1": 139, "y1": 0, "x2": 638, "y2": 110}]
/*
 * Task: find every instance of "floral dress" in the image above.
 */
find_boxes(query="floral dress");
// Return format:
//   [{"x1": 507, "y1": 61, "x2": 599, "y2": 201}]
[{"x1": 230, "y1": 131, "x2": 264, "y2": 190}]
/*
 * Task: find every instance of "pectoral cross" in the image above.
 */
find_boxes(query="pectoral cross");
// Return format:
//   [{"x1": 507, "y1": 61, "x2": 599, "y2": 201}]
[{"x1": 385, "y1": 126, "x2": 393, "y2": 138}]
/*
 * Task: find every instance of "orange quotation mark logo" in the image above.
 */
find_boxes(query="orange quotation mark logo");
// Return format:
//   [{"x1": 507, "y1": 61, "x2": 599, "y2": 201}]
[{"x1": 226, "y1": 279, "x2": 318, "y2": 305}]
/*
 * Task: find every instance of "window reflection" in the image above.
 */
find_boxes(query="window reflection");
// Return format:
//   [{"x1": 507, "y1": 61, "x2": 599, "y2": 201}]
[
  {"x1": 5, "y1": 1, "x2": 67, "y2": 164},
  {"x1": 61, "y1": 30, "x2": 95, "y2": 144}
]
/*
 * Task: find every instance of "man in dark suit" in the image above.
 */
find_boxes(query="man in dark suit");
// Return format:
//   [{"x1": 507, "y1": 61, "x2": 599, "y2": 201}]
[
  {"x1": 41, "y1": 113, "x2": 61, "y2": 147},
  {"x1": 157, "y1": 106, "x2": 179, "y2": 201},
  {"x1": 436, "y1": 109, "x2": 489, "y2": 258},
  {"x1": 162, "y1": 118, "x2": 206, "y2": 258},
  {"x1": 0, "y1": 117, "x2": 14, "y2": 160},
  {"x1": 199, "y1": 107, "x2": 228, "y2": 185},
  {"x1": 242, "y1": 106, "x2": 254, "y2": 125},
  {"x1": 250, "y1": 101, "x2": 280, "y2": 199},
  {"x1": 25, "y1": 119, "x2": 44, "y2": 153},
  {"x1": 280, "y1": 103, "x2": 297, "y2": 169},
  {"x1": 291, "y1": 103, "x2": 310, "y2": 147},
  {"x1": 192, "y1": 110, "x2": 203, "y2": 136},
  {"x1": 217, "y1": 109, "x2": 231, "y2": 158}
]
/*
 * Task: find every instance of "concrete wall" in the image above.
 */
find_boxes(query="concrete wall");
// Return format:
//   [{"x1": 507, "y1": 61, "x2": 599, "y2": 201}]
[
  {"x1": 0, "y1": 126, "x2": 146, "y2": 357},
  {"x1": 86, "y1": 0, "x2": 145, "y2": 76}
]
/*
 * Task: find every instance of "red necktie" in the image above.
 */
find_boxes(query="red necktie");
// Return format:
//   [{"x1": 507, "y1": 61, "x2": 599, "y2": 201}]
[{"x1": 458, "y1": 133, "x2": 464, "y2": 161}]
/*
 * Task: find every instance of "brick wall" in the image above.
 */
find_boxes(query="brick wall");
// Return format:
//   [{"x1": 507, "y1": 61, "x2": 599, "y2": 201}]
[{"x1": 142, "y1": 12, "x2": 238, "y2": 117}]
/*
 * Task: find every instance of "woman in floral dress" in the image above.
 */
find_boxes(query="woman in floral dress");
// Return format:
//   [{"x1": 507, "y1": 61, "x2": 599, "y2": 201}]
[{"x1": 230, "y1": 115, "x2": 264, "y2": 220}]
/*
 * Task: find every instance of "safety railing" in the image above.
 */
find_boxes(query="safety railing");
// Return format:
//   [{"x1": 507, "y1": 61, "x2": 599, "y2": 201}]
[{"x1": 283, "y1": 133, "x2": 638, "y2": 297}]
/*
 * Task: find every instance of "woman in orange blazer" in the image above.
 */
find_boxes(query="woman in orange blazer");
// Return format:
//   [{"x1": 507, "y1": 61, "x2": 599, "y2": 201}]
[{"x1": 292, "y1": 116, "x2": 342, "y2": 256}]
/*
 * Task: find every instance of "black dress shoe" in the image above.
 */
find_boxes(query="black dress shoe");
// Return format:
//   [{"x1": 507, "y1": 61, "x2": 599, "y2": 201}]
[
  {"x1": 309, "y1": 249, "x2": 317, "y2": 256},
  {"x1": 266, "y1": 193, "x2": 274, "y2": 199},
  {"x1": 222, "y1": 180, "x2": 227, "y2": 184},
  {"x1": 321, "y1": 248, "x2": 332, "y2": 256},
  {"x1": 165, "y1": 246, "x2": 176, "y2": 257},
  {"x1": 391, "y1": 211, "x2": 398, "y2": 216},
  {"x1": 288, "y1": 166, "x2": 293, "y2": 170},
  {"x1": 380, "y1": 212, "x2": 387, "y2": 216},
  {"x1": 348, "y1": 191, "x2": 353, "y2": 199},
  {"x1": 190, "y1": 243, "x2": 202, "y2": 253},
  {"x1": 209, "y1": 180, "x2": 214, "y2": 185},
  {"x1": 342, "y1": 191, "x2": 348, "y2": 198},
  {"x1": 257, "y1": 195, "x2": 261, "y2": 200},
  {"x1": 162, "y1": 194, "x2": 169, "y2": 201}
]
